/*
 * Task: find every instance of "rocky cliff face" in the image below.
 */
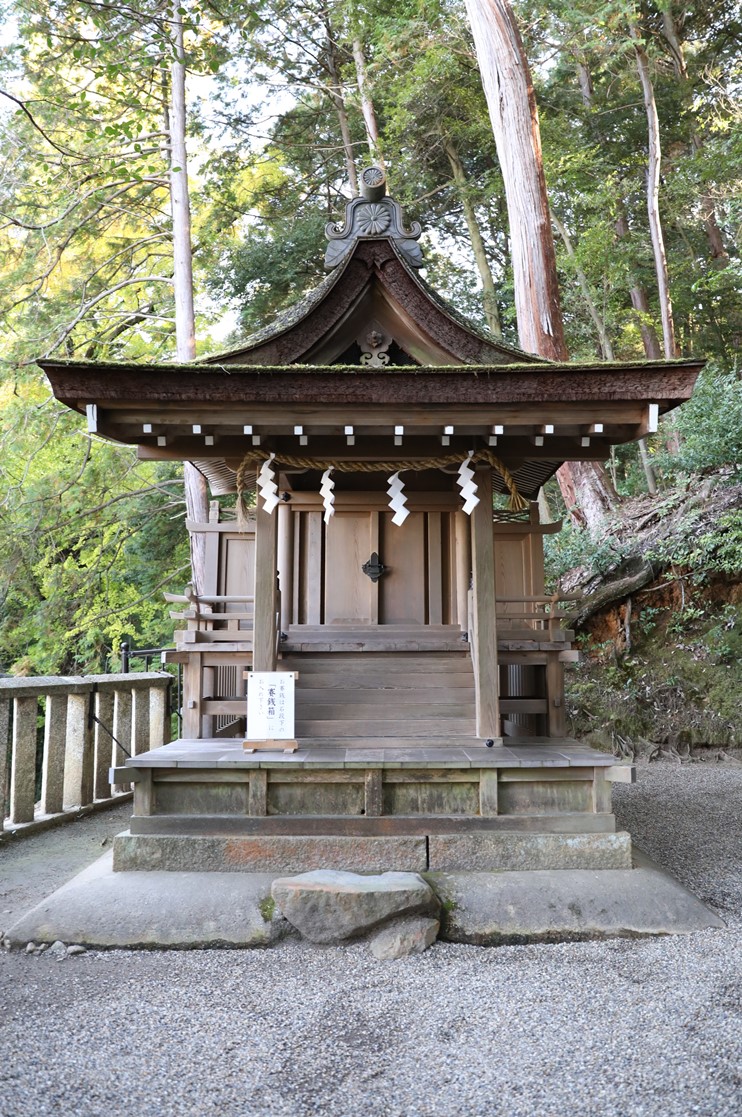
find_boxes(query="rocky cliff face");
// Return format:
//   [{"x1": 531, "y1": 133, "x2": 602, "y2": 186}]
[{"x1": 551, "y1": 476, "x2": 742, "y2": 760}]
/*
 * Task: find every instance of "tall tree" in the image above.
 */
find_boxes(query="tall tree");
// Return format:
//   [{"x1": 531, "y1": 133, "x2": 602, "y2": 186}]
[
  {"x1": 167, "y1": 7, "x2": 209, "y2": 594},
  {"x1": 463, "y1": 0, "x2": 566, "y2": 361},
  {"x1": 464, "y1": 0, "x2": 618, "y2": 529},
  {"x1": 628, "y1": 18, "x2": 677, "y2": 360}
]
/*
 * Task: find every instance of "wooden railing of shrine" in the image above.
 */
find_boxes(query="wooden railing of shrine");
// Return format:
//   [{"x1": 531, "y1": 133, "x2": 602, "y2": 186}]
[{"x1": 0, "y1": 673, "x2": 171, "y2": 834}]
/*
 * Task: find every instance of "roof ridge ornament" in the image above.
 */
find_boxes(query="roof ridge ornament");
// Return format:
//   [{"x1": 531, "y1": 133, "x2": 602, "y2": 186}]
[{"x1": 325, "y1": 166, "x2": 424, "y2": 270}]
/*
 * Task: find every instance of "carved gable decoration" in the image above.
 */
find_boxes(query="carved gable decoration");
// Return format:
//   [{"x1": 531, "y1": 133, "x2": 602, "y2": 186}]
[{"x1": 325, "y1": 167, "x2": 423, "y2": 270}]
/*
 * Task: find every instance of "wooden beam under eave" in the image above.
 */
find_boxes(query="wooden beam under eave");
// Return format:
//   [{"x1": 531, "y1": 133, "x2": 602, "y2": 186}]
[
  {"x1": 470, "y1": 466, "x2": 499, "y2": 740},
  {"x1": 91, "y1": 400, "x2": 658, "y2": 429},
  {"x1": 135, "y1": 435, "x2": 622, "y2": 463},
  {"x1": 252, "y1": 486, "x2": 278, "y2": 672}
]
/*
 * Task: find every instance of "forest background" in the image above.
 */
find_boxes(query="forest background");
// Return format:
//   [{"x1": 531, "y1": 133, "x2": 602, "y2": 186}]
[{"x1": 0, "y1": 0, "x2": 740, "y2": 753}]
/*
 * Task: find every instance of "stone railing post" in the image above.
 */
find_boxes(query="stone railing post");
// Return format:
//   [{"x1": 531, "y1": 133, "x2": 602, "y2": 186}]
[
  {"x1": 0, "y1": 697, "x2": 10, "y2": 821},
  {"x1": 63, "y1": 692, "x2": 95, "y2": 810},
  {"x1": 112, "y1": 687, "x2": 133, "y2": 794},
  {"x1": 149, "y1": 682, "x2": 171, "y2": 750},
  {"x1": 2, "y1": 673, "x2": 170, "y2": 830},
  {"x1": 94, "y1": 688, "x2": 115, "y2": 801},
  {"x1": 41, "y1": 693, "x2": 68, "y2": 816},
  {"x1": 131, "y1": 685, "x2": 150, "y2": 756},
  {"x1": 10, "y1": 696, "x2": 39, "y2": 824}
]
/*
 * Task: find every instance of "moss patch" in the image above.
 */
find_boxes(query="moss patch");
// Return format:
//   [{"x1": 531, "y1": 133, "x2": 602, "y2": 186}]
[{"x1": 258, "y1": 896, "x2": 276, "y2": 923}]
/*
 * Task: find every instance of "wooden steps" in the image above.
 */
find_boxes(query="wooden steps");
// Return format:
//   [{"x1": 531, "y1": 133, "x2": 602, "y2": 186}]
[
  {"x1": 283, "y1": 651, "x2": 477, "y2": 743},
  {"x1": 284, "y1": 625, "x2": 467, "y2": 653}
]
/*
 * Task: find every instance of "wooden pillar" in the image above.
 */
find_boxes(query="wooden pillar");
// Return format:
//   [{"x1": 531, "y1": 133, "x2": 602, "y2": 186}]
[
  {"x1": 63, "y1": 692, "x2": 94, "y2": 810},
  {"x1": 546, "y1": 655, "x2": 566, "y2": 737},
  {"x1": 277, "y1": 501, "x2": 294, "y2": 634},
  {"x1": 470, "y1": 467, "x2": 500, "y2": 739},
  {"x1": 201, "y1": 665, "x2": 215, "y2": 738},
  {"x1": 182, "y1": 656, "x2": 202, "y2": 739},
  {"x1": 253, "y1": 487, "x2": 278, "y2": 671},
  {"x1": 10, "y1": 696, "x2": 37, "y2": 823},
  {"x1": 454, "y1": 511, "x2": 471, "y2": 631},
  {"x1": 41, "y1": 693, "x2": 68, "y2": 814}
]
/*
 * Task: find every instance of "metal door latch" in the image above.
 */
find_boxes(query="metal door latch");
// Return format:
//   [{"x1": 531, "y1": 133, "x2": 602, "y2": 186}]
[{"x1": 361, "y1": 552, "x2": 387, "y2": 582}]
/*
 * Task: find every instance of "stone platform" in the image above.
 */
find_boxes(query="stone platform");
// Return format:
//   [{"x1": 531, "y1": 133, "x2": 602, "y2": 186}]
[
  {"x1": 3, "y1": 848, "x2": 724, "y2": 951},
  {"x1": 111, "y1": 738, "x2": 634, "y2": 873}
]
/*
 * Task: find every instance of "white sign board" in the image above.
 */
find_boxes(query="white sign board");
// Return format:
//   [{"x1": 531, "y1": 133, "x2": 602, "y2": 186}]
[{"x1": 246, "y1": 672, "x2": 295, "y2": 741}]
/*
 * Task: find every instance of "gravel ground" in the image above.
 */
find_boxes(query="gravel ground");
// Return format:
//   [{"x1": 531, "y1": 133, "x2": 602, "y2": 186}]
[{"x1": 1, "y1": 763, "x2": 741, "y2": 1117}]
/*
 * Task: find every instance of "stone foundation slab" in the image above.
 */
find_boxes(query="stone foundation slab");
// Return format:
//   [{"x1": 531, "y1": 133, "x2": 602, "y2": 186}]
[
  {"x1": 113, "y1": 831, "x2": 428, "y2": 874},
  {"x1": 428, "y1": 830, "x2": 633, "y2": 871}
]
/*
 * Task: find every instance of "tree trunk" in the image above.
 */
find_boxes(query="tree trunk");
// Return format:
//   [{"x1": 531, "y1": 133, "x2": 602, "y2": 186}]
[
  {"x1": 464, "y1": 0, "x2": 566, "y2": 361},
  {"x1": 465, "y1": 0, "x2": 618, "y2": 531},
  {"x1": 556, "y1": 461, "x2": 618, "y2": 530},
  {"x1": 614, "y1": 211, "x2": 659, "y2": 494},
  {"x1": 324, "y1": 19, "x2": 359, "y2": 195},
  {"x1": 552, "y1": 212, "x2": 613, "y2": 359},
  {"x1": 169, "y1": 12, "x2": 208, "y2": 593},
  {"x1": 629, "y1": 22, "x2": 677, "y2": 360},
  {"x1": 659, "y1": 9, "x2": 729, "y2": 268},
  {"x1": 444, "y1": 139, "x2": 502, "y2": 336},
  {"x1": 169, "y1": 16, "x2": 195, "y2": 361},
  {"x1": 352, "y1": 39, "x2": 384, "y2": 169}
]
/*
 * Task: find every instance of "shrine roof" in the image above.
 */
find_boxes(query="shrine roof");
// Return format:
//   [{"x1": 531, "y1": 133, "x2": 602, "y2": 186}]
[
  {"x1": 37, "y1": 166, "x2": 705, "y2": 500},
  {"x1": 200, "y1": 238, "x2": 535, "y2": 368},
  {"x1": 39, "y1": 356, "x2": 704, "y2": 403}
]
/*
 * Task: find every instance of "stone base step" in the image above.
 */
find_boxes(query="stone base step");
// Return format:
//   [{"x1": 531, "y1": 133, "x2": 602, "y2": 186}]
[{"x1": 113, "y1": 829, "x2": 632, "y2": 874}]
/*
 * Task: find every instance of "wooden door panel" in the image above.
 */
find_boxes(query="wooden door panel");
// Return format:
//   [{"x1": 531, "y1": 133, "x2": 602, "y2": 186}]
[
  {"x1": 379, "y1": 513, "x2": 426, "y2": 624},
  {"x1": 221, "y1": 534, "x2": 255, "y2": 600},
  {"x1": 324, "y1": 512, "x2": 377, "y2": 624}
]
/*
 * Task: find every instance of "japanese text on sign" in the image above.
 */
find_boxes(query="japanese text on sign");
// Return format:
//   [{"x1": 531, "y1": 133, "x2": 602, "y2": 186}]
[{"x1": 246, "y1": 672, "x2": 295, "y2": 740}]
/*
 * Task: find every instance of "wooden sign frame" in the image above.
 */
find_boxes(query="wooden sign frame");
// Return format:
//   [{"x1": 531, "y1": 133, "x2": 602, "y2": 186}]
[{"x1": 244, "y1": 671, "x2": 298, "y2": 753}]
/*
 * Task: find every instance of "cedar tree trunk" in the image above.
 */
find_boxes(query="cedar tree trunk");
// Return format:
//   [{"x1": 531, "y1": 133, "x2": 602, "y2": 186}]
[
  {"x1": 465, "y1": 0, "x2": 618, "y2": 530},
  {"x1": 169, "y1": 12, "x2": 208, "y2": 592}
]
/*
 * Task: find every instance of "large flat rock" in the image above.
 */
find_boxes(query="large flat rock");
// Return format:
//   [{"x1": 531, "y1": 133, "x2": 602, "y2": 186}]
[
  {"x1": 3, "y1": 850, "x2": 724, "y2": 951},
  {"x1": 271, "y1": 869, "x2": 439, "y2": 943},
  {"x1": 3, "y1": 852, "x2": 287, "y2": 949},
  {"x1": 430, "y1": 856, "x2": 725, "y2": 945}
]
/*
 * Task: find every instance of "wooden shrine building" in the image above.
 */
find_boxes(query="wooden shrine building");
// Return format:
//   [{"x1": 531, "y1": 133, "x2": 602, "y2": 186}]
[{"x1": 41, "y1": 167, "x2": 703, "y2": 874}]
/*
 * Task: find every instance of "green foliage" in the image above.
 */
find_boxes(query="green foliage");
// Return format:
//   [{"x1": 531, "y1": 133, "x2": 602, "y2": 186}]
[
  {"x1": 1, "y1": 0, "x2": 741, "y2": 681},
  {"x1": 544, "y1": 517, "x2": 629, "y2": 586},
  {"x1": 567, "y1": 600, "x2": 742, "y2": 751},
  {"x1": 648, "y1": 504, "x2": 742, "y2": 576},
  {"x1": 0, "y1": 382, "x2": 190, "y2": 675},
  {"x1": 653, "y1": 365, "x2": 742, "y2": 478}
]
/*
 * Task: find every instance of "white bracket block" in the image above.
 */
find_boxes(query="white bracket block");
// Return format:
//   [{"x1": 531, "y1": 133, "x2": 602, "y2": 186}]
[{"x1": 86, "y1": 404, "x2": 98, "y2": 433}]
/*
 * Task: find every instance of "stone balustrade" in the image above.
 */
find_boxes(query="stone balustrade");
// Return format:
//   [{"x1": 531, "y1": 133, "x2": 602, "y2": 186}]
[{"x1": 1, "y1": 673, "x2": 171, "y2": 834}]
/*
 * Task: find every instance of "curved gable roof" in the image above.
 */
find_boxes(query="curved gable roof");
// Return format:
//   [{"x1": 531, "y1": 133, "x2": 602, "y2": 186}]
[{"x1": 203, "y1": 238, "x2": 542, "y2": 369}]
